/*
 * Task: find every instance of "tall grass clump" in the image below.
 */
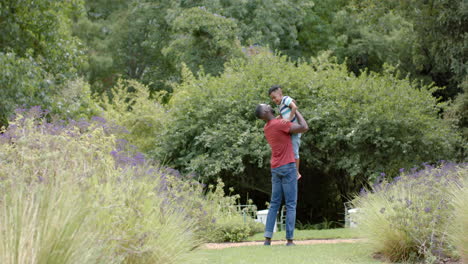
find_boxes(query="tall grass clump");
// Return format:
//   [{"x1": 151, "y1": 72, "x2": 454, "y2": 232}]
[
  {"x1": 448, "y1": 174, "x2": 468, "y2": 263},
  {"x1": 0, "y1": 170, "x2": 100, "y2": 264},
  {"x1": 0, "y1": 107, "x2": 202, "y2": 263},
  {"x1": 353, "y1": 163, "x2": 467, "y2": 263}
]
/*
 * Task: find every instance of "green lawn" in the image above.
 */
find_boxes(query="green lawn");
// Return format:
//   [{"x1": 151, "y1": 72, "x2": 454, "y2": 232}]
[
  {"x1": 187, "y1": 228, "x2": 382, "y2": 264},
  {"x1": 247, "y1": 228, "x2": 361, "y2": 241},
  {"x1": 191, "y1": 242, "x2": 380, "y2": 264}
]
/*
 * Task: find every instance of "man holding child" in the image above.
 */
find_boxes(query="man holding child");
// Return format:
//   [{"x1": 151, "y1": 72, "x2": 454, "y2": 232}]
[{"x1": 254, "y1": 86, "x2": 309, "y2": 246}]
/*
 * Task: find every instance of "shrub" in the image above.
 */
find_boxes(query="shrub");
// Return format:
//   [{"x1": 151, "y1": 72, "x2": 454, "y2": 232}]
[
  {"x1": 51, "y1": 78, "x2": 100, "y2": 120},
  {"x1": 195, "y1": 179, "x2": 262, "y2": 243},
  {"x1": 353, "y1": 163, "x2": 467, "y2": 263},
  {"x1": 0, "y1": 109, "x2": 201, "y2": 263},
  {"x1": 204, "y1": 214, "x2": 263, "y2": 243},
  {"x1": 0, "y1": 53, "x2": 99, "y2": 127},
  {"x1": 98, "y1": 79, "x2": 167, "y2": 153},
  {"x1": 154, "y1": 51, "x2": 460, "y2": 197},
  {"x1": 211, "y1": 215, "x2": 253, "y2": 242},
  {"x1": 0, "y1": 52, "x2": 55, "y2": 127}
]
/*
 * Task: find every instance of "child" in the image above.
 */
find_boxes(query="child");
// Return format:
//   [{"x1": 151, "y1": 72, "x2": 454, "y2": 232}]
[{"x1": 268, "y1": 85, "x2": 302, "y2": 179}]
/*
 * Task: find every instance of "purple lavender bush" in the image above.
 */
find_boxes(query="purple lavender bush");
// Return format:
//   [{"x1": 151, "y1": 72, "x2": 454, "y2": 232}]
[{"x1": 353, "y1": 162, "x2": 467, "y2": 263}]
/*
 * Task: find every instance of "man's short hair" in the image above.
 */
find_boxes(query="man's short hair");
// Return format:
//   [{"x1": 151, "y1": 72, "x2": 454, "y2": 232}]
[
  {"x1": 268, "y1": 85, "x2": 281, "y2": 95},
  {"x1": 255, "y1": 104, "x2": 264, "y2": 118}
]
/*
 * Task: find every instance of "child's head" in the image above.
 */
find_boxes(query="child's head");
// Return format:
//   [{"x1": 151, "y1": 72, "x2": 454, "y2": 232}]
[{"x1": 268, "y1": 85, "x2": 283, "y2": 105}]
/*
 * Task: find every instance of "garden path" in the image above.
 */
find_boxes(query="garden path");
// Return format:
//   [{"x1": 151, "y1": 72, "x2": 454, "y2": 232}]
[{"x1": 202, "y1": 238, "x2": 364, "y2": 249}]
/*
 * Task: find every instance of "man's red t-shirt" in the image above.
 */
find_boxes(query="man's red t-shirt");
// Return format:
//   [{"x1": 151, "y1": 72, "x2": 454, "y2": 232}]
[{"x1": 264, "y1": 119, "x2": 295, "y2": 168}]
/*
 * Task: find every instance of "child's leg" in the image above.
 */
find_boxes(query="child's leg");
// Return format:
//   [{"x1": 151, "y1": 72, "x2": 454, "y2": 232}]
[
  {"x1": 295, "y1": 158, "x2": 301, "y2": 180},
  {"x1": 291, "y1": 134, "x2": 301, "y2": 179}
]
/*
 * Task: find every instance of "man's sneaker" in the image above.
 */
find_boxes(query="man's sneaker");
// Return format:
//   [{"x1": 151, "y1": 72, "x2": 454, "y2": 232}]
[
  {"x1": 264, "y1": 238, "x2": 272, "y2": 246},
  {"x1": 286, "y1": 240, "x2": 295, "y2": 246}
]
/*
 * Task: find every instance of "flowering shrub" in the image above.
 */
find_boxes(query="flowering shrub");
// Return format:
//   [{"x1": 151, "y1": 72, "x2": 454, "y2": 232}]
[{"x1": 353, "y1": 163, "x2": 467, "y2": 263}]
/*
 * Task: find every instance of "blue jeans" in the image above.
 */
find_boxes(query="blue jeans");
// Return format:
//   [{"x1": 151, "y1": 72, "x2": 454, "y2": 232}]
[{"x1": 264, "y1": 162, "x2": 298, "y2": 240}]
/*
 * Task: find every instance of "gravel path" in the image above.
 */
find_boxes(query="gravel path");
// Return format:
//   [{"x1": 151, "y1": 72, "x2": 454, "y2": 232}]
[{"x1": 202, "y1": 238, "x2": 364, "y2": 249}]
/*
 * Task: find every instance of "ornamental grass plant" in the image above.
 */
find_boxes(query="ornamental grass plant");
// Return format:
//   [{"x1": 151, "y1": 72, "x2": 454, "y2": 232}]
[
  {"x1": 448, "y1": 174, "x2": 468, "y2": 263},
  {"x1": 353, "y1": 163, "x2": 467, "y2": 263},
  {"x1": 0, "y1": 172, "x2": 101, "y2": 264},
  {"x1": 0, "y1": 108, "x2": 202, "y2": 263}
]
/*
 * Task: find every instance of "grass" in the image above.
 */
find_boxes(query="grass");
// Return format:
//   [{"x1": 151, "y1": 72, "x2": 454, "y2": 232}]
[
  {"x1": 246, "y1": 228, "x2": 361, "y2": 241},
  {"x1": 192, "y1": 242, "x2": 380, "y2": 264},
  {"x1": 188, "y1": 229, "x2": 375, "y2": 264}
]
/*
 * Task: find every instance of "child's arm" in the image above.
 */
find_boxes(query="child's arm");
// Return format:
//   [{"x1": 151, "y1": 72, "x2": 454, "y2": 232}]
[{"x1": 288, "y1": 101, "x2": 298, "y2": 122}]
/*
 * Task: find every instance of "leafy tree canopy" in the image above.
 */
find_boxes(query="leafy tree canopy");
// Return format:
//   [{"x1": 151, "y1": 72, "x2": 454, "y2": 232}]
[{"x1": 0, "y1": 0, "x2": 86, "y2": 79}]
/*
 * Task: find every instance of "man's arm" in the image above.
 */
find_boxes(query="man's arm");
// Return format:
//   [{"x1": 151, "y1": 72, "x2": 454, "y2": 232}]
[{"x1": 289, "y1": 110, "x2": 308, "y2": 134}]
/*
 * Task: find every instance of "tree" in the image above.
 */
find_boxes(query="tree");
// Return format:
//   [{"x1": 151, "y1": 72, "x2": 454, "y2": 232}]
[
  {"x1": 0, "y1": 0, "x2": 98, "y2": 127},
  {"x1": 343, "y1": 0, "x2": 468, "y2": 99},
  {"x1": 0, "y1": 0, "x2": 86, "y2": 80},
  {"x1": 214, "y1": 0, "x2": 313, "y2": 58},
  {"x1": 74, "y1": 0, "x2": 315, "y2": 93},
  {"x1": 162, "y1": 7, "x2": 244, "y2": 76},
  {"x1": 71, "y1": 0, "x2": 129, "y2": 93},
  {"x1": 297, "y1": 0, "x2": 347, "y2": 58}
]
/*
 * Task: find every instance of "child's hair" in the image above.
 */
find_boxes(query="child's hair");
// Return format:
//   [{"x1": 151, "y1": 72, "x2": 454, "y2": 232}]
[{"x1": 268, "y1": 85, "x2": 282, "y2": 95}]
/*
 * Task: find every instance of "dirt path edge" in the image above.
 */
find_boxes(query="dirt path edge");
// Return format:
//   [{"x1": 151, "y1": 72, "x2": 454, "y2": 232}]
[{"x1": 202, "y1": 238, "x2": 365, "y2": 249}]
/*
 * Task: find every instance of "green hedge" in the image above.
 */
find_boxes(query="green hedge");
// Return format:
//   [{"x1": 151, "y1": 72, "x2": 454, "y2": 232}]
[{"x1": 153, "y1": 51, "x2": 459, "y2": 197}]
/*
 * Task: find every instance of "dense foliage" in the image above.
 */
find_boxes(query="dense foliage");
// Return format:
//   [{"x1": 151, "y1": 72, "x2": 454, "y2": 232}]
[
  {"x1": 1, "y1": 0, "x2": 466, "y2": 226},
  {"x1": 0, "y1": 109, "x2": 197, "y2": 263},
  {"x1": 0, "y1": 52, "x2": 54, "y2": 125},
  {"x1": 151, "y1": 52, "x2": 459, "y2": 219},
  {"x1": 341, "y1": 0, "x2": 467, "y2": 99},
  {"x1": 0, "y1": 0, "x2": 85, "y2": 77},
  {"x1": 71, "y1": 0, "x2": 467, "y2": 99},
  {"x1": 0, "y1": 52, "x2": 98, "y2": 126}
]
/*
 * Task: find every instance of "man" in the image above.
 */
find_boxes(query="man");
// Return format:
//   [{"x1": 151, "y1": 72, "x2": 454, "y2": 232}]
[{"x1": 254, "y1": 103, "x2": 309, "y2": 246}]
